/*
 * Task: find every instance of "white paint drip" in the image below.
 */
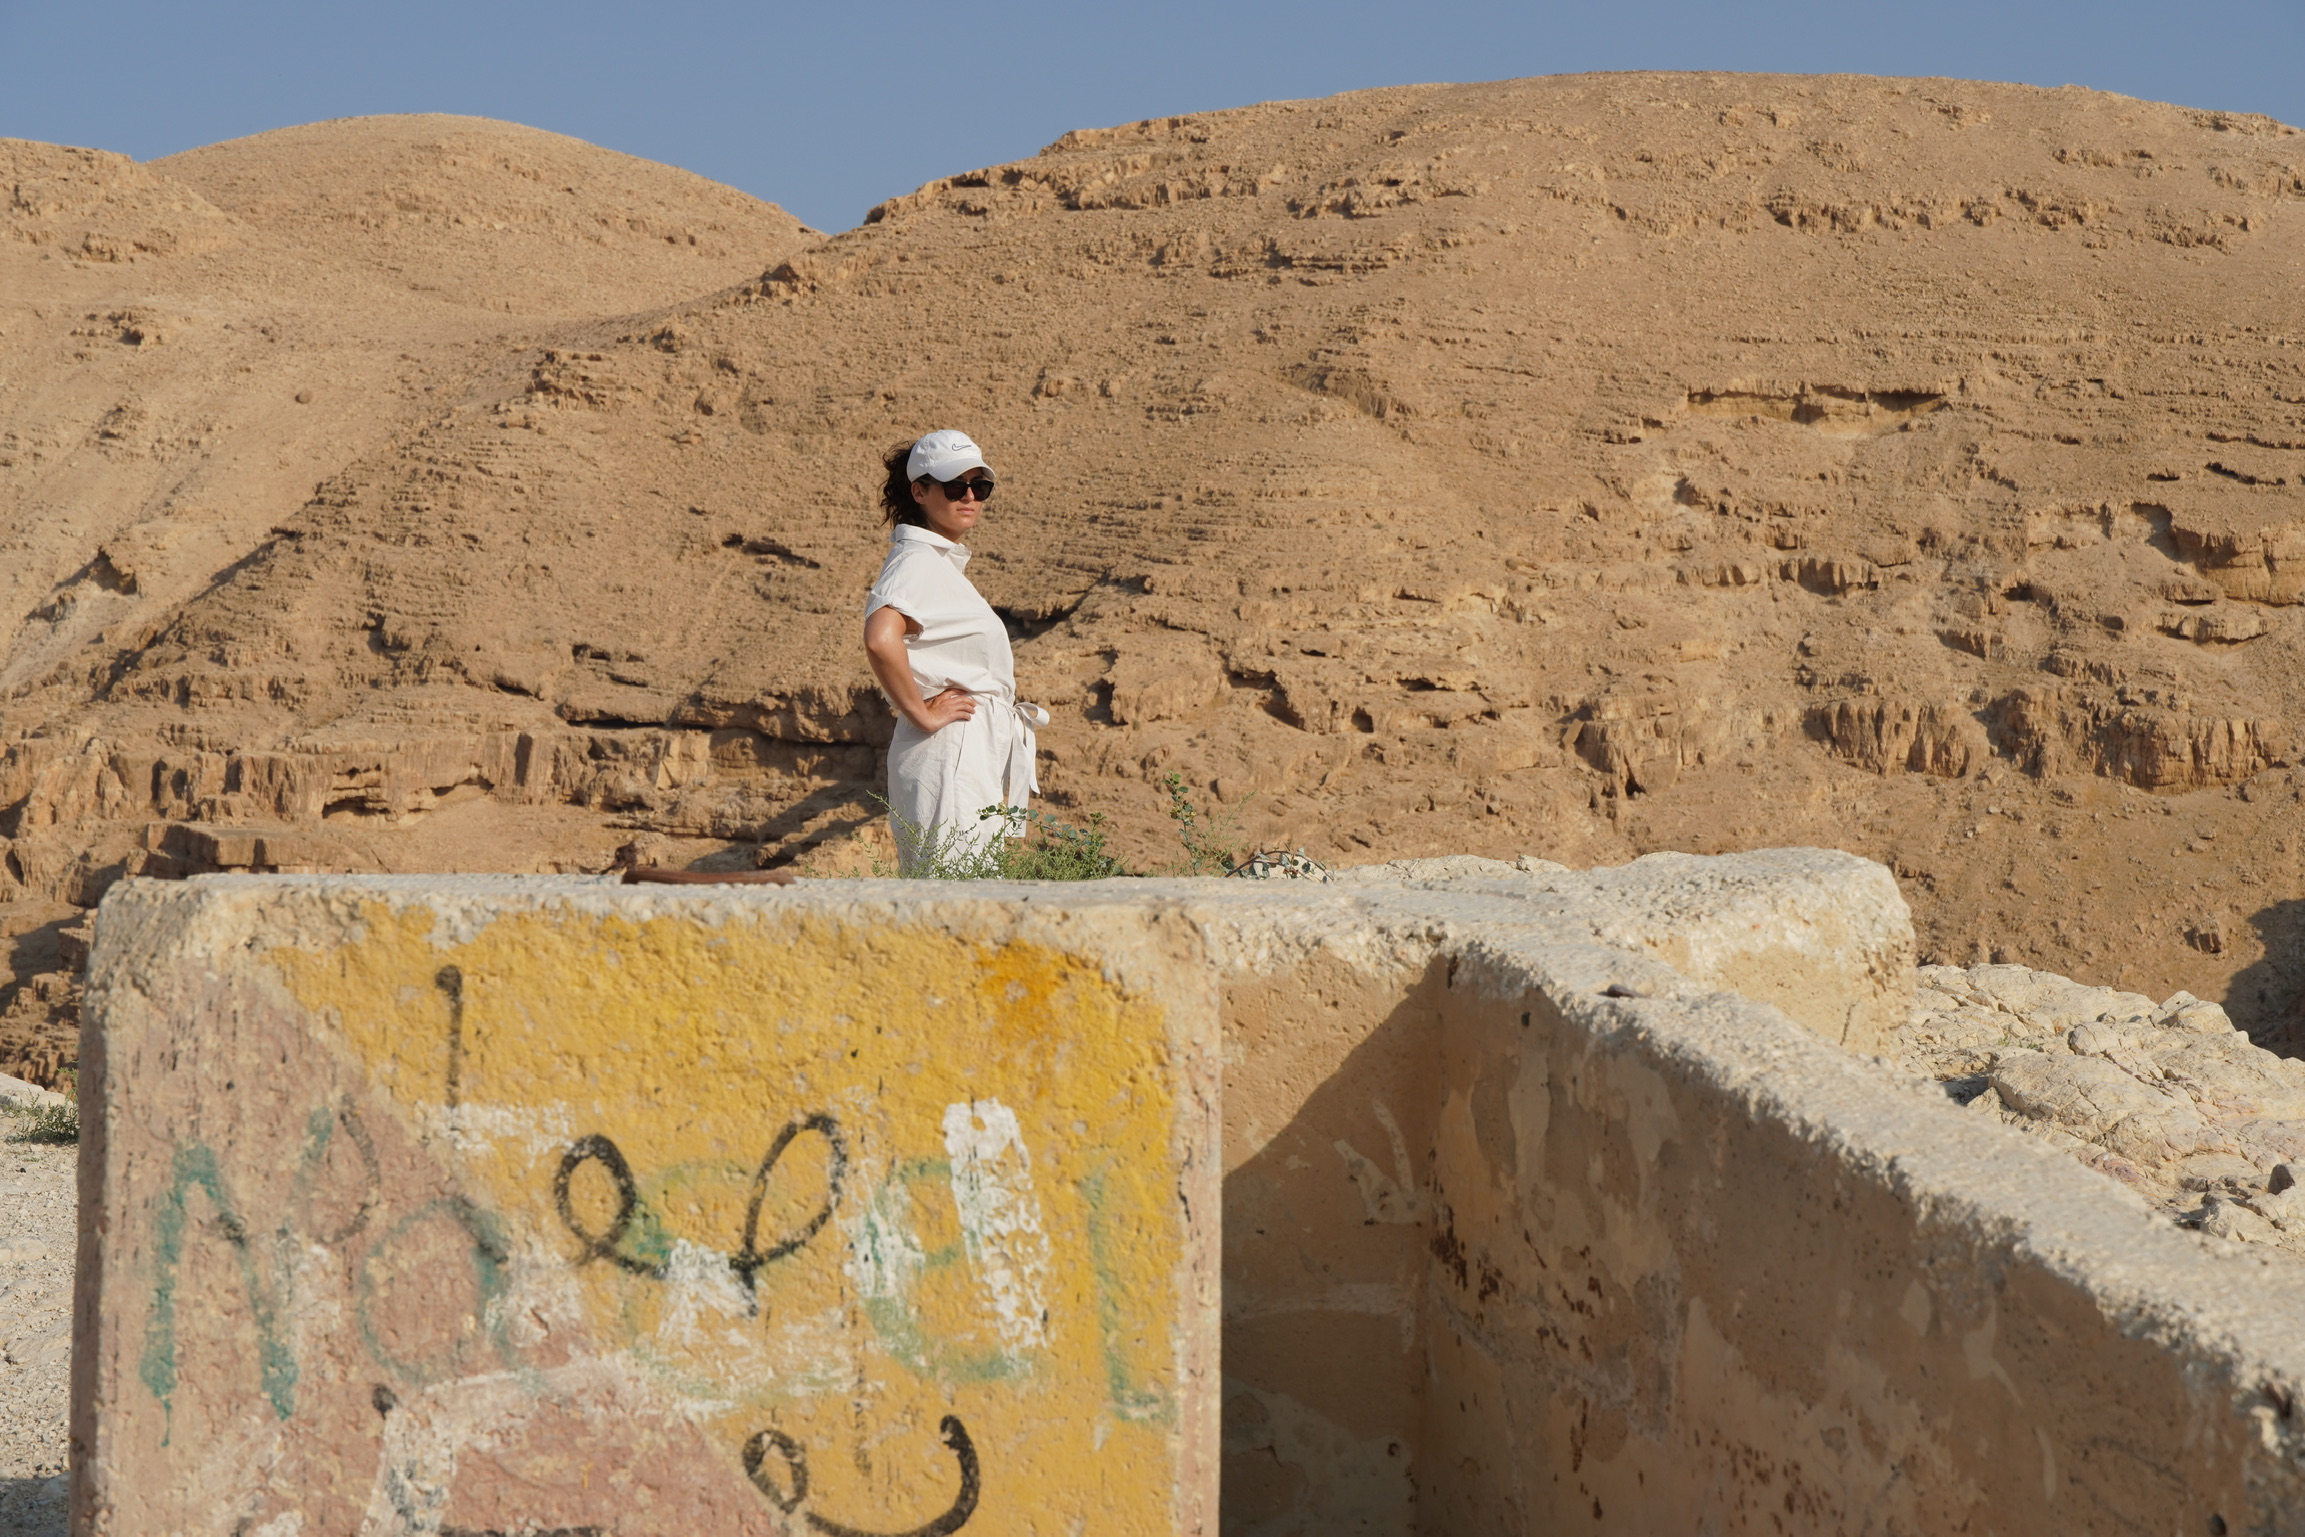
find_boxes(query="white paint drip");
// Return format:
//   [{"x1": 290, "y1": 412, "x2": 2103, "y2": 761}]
[
  {"x1": 187, "y1": 1410, "x2": 286, "y2": 1537},
  {"x1": 356, "y1": 1359, "x2": 649, "y2": 1537},
  {"x1": 753, "y1": 1303, "x2": 857, "y2": 1398},
  {"x1": 416, "y1": 1100, "x2": 574, "y2": 1162},
  {"x1": 941, "y1": 1099, "x2": 1052, "y2": 1356},
  {"x1": 358, "y1": 1369, "x2": 531, "y2": 1536}
]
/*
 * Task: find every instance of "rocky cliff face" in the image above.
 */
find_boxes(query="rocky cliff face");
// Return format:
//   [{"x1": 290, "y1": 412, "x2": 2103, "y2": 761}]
[{"x1": 4, "y1": 76, "x2": 2304, "y2": 1082}]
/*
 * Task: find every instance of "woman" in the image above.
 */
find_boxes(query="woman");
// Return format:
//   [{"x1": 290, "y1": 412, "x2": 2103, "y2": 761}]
[{"x1": 864, "y1": 430, "x2": 1048, "y2": 874}]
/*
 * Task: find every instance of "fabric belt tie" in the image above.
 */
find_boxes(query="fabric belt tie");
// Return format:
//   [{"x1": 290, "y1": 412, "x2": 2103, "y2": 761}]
[
  {"x1": 1007, "y1": 697, "x2": 1050, "y2": 803},
  {"x1": 971, "y1": 692, "x2": 1048, "y2": 806}
]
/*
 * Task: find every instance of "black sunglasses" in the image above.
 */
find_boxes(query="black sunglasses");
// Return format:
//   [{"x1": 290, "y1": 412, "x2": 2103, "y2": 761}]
[{"x1": 922, "y1": 474, "x2": 994, "y2": 502}]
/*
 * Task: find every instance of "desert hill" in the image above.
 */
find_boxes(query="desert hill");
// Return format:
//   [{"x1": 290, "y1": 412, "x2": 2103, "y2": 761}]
[
  {"x1": 0, "y1": 114, "x2": 813, "y2": 1076},
  {"x1": 5, "y1": 75, "x2": 2305, "y2": 1084},
  {"x1": 154, "y1": 114, "x2": 817, "y2": 317},
  {"x1": 0, "y1": 117, "x2": 810, "y2": 693}
]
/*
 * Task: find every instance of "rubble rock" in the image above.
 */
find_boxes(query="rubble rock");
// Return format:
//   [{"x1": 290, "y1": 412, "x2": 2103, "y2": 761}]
[{"x1": 1895, "y1": 961, "x2": 2305, "y2": 1262}]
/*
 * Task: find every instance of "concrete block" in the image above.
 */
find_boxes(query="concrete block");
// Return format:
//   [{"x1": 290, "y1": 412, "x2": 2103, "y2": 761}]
[
  {"x1": 1331, "y1": 846, "x2": 1914, "y2": 1051},
  {"x1": 1172, "y1": 868, "x2": 2301, "y2": 1536},
  {"x1": 1409, "y1": 933, "x2": 2305, "y2": 1536},
  {"x1": 77, "y1": 877, "x2": 1220, "y2": 1537},
  {"x1": 1561, "y1": 847, "x2": 1915, "y2": 1050},
  {"x1": 81, "y1": 851, "x2": 2301, "y2": 1536}
]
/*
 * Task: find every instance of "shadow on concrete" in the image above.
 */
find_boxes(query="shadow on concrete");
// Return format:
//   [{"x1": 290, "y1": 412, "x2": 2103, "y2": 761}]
[{"x1": 1218, "y1": 958, "x2": 1445, "y2": 1535}]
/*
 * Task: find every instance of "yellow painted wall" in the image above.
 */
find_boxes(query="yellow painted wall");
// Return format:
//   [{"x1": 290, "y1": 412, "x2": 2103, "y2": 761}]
[{"x1": 274, "y1": 901, "x2": 1190, "y2": 1535}]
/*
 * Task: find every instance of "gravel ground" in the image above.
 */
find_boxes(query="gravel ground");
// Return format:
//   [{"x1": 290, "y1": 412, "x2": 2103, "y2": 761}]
[{"x1": 0, "y1": 1121, "x2": 71, "y2": 1537}]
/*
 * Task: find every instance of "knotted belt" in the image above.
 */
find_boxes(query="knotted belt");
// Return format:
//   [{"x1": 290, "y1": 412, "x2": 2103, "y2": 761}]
[{"x1": 981, "y1": 693, "x2": 1050, "y2": 807}]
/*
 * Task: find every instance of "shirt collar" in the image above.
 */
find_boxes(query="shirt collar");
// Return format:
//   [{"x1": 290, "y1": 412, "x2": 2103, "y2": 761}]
[{"x1": 893, "y1": 522, "x2": 971, "y2": 571}]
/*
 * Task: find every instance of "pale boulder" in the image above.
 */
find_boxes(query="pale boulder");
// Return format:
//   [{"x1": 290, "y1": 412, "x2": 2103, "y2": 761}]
[{"x1": 1990, "y1": 1051, "x2": 2210, "y2": 1163}]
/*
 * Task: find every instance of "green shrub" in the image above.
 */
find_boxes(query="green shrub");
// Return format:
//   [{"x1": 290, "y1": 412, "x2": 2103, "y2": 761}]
[
  {"x1": 1159, "y1": 771, "x2": 1251, "y2": 875},
  {"x1": 875, "y1": 772, "x2": 1248, "y2": 882},
  {"x1": 6, "y1": 1096, "x2": 77, "y2": 1144},
  {"x1": 982, "y1": 806, "x2": 1128, "y2": 880},
  {"x1": 878, "y1": 799, "x2": 1129, "y2": 881}
]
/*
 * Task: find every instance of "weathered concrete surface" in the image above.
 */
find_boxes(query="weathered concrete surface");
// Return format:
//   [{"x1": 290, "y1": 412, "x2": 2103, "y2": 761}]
[
  {"x1": 1414, "y1": 944, "x2": 2305, "y2": 1536},
  {"x1": 75, "y1": 851, "x2": 2305, "y2": 1535},
  {"x1": 1329, "y1": 847, "x2": 1914, "y2": 1052},
  {"x1": 74, "y1": 877, "x2": 1221, "y2": 1536},
  {"x1": 1205, "y1": 858, "x2": 2305, "y2": 1535}
]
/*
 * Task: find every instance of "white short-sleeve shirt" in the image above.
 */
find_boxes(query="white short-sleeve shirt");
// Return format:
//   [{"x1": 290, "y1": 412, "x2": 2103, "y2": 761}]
[{"x1": 864, "y1": 524, "x2": 1016, "y2": 702}]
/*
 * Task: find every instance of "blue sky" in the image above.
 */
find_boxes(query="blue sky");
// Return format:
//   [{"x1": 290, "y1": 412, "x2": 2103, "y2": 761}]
[{"x1": 4, "y1": 1, "x2": 2299, "y2": 233}]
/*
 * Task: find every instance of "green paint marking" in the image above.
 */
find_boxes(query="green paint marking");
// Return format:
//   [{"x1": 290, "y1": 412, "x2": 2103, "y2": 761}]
[
  {"x1": 354, "y1": 1198, "x2": 516, "y2": 1388},
  {"x1": 139, "y1": 1144, "x2": 300, "y2": 1421},
  {"x1": 856, "y1": 1158, "x2": 1023, "y2": 1386},
  {"x1": 1081, "y1": 1168, "x2": 1173, "y2": 1425},
  {"x1": 622, "y1": 1195, "x2": 677, "y2": 1273}
]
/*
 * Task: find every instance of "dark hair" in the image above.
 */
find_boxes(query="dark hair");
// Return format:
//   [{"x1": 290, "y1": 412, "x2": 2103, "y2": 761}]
[{"x1": 880, "y1": 440, "x2": 930, "y2": 529}]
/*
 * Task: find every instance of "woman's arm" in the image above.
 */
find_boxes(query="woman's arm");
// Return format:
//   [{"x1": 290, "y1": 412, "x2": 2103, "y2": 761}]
[{"x1": 865, "y1": 606, "x2": 978, "y2": 733}]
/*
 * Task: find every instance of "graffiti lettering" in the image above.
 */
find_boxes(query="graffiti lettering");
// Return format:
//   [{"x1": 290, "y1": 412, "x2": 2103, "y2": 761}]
[
  {"x1": 742, "y1": 1426, "x2": 808, "y2": 1512},
  {"x1": 141, "y1": 1101, "x2": 387, "y2": 1422},
  {"x1": 552, "y1": 1118, "x2": 847, "y2": 1288},
  {"x1": 436, "y1": 965, "x2": 467, "y2": 1109},
  {"x1": 291, "y1": 1098, "x2": 381, "y2": 1246},
  {"x1": 734, "y1": 1114, "x2": 849, "y2": 1292},
  {"x1": 140, "y1": 1143, "x2": 300, "y2": 1421},
  {"x1": 744, "y1": 1415, "x2": 980, "y2": 1537},
  {"x1": 1078, "y1": 1168, "x2": 1171, "y2": 1423},
  {"x1": 354, "y1": 1196, "x2": 513, "y2": 1386},
  {"x1": 552, "y1": 1134, "x2": 652, "y2": 1276}
]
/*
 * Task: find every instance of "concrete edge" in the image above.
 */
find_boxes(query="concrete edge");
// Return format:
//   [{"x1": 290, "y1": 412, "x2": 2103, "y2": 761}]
[
  {"x1": 84, "y1": 871, "x2": 2305, "y2": 1461},
  {"x1": 1443, "y1": 921, "x2": 2305, "y2": 1441}
]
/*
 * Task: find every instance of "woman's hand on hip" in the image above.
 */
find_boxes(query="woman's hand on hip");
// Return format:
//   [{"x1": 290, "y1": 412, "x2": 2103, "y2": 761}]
[
  {"x1": 917, "y1": 686, "x2": 979, "y2": 732},
  {"x1": 865, "y1": 607, "x2": 971, "y2": 733}
]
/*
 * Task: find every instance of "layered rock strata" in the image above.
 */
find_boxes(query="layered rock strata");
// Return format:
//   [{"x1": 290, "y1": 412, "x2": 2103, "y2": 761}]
[{"x1": 6, "y1": 77, "x2": 2305, "y2": 1089}]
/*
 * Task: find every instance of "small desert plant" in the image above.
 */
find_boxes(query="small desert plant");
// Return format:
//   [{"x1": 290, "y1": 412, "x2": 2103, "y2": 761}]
[
  {"x1": 873, "y1": 800, "x2": 998, "y2": 879},
  {"x1": 5, "y1": 1093, "x2": 77, "y2": 1145},
  {"x1": 1160, "y1": 771, "x2": 1251, "y2": 875},
  {"x1": 873, "y1": 775, "x2": 1253, "y2": 881},
  {"x1": 982, "y1": 805, "x2": 1128, "y2": 880},
  {"x1": 876, "y1": 798, "x2": 1128, "y2": 881}
]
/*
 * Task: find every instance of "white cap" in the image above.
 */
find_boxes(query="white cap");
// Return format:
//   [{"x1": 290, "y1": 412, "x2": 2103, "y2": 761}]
[{"x1": 906, "y1": 429, "x2": 990, "y2": 483}]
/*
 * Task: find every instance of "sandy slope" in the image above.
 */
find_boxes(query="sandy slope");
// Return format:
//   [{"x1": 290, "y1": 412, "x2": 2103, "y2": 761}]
[
  {"x1": 4, "y1": 78, "x2": 2304, "y2": 1083},
  {"x1": 0, "y1": 115, "x2": 812, "y2": 1076}
]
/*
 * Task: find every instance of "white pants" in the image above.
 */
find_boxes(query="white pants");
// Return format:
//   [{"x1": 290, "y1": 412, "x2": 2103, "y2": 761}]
[{"x1": 887, "y1": 703, "x2": 1032, "y2": 875}]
